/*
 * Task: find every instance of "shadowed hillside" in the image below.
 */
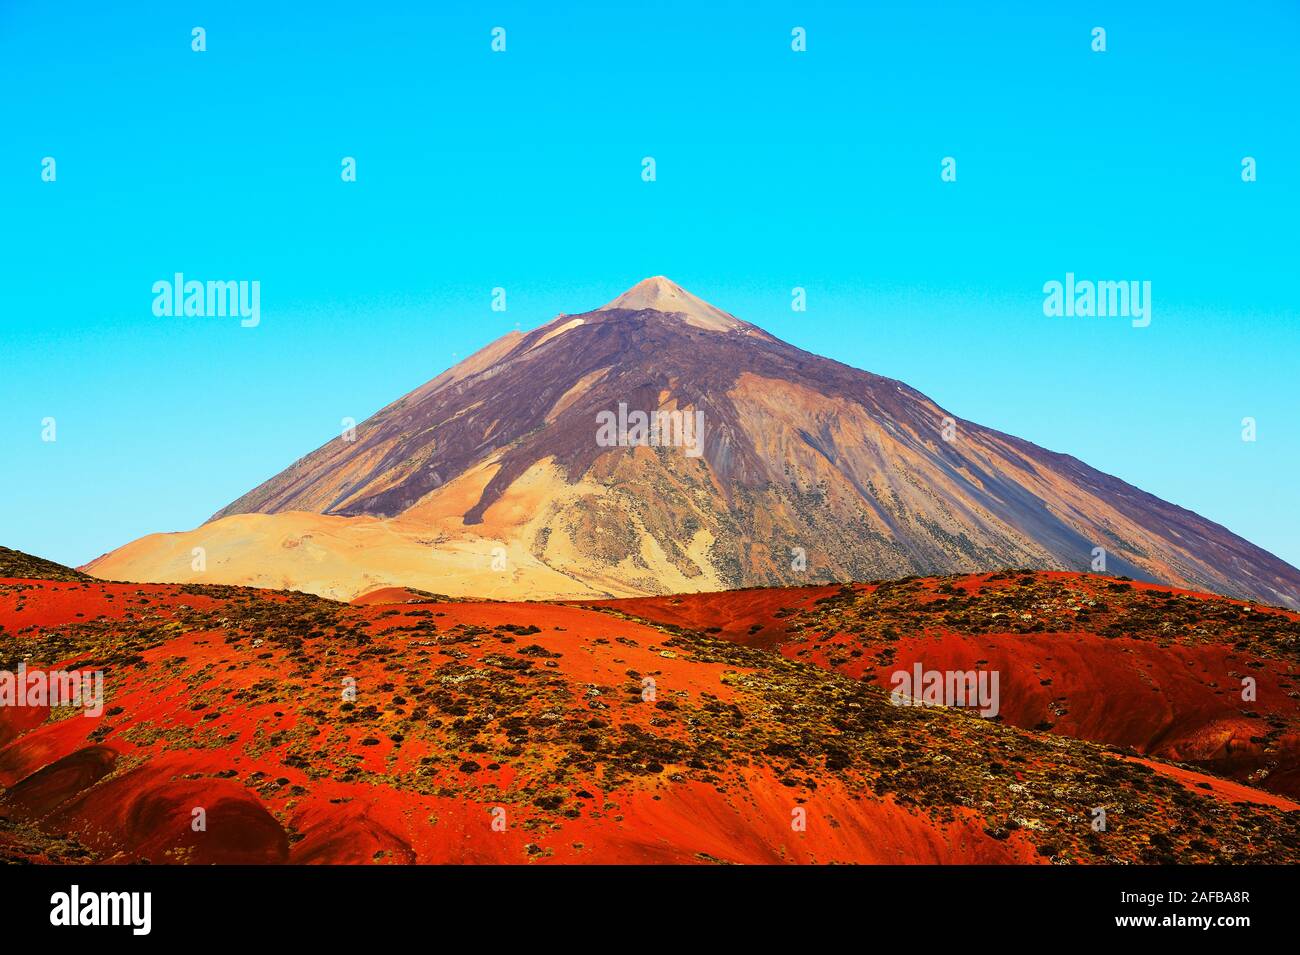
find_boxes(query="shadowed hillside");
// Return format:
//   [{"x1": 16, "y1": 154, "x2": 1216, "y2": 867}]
[{"x1": 0, "y1": 547, "x2": 91, "y2": 583}]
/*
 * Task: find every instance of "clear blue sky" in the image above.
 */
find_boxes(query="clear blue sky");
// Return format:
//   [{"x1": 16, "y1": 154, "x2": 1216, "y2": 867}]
[{"x1": 2, "y1": 0, "x2": 1297, "y2": 570}]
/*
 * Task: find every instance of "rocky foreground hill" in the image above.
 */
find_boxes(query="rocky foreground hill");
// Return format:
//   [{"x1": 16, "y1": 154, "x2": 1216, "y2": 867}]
[{"x1": 3, "y1": 552, "x2": 1296, "y2": 864}]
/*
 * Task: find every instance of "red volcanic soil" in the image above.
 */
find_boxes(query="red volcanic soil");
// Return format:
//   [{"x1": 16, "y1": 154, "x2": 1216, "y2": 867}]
[
  {"x1": 587, "y1": 572, "x2": 1300, "y2": 799},
  {"x1": 581, "y1": 584, "x2": 844, "y2": 651},
  {"x1": 2, "y1": 572, "x2": 1297, "y2": 865},
  {"x1": 1126, "y1": 757, "x2": 1299, "y2": 812}
]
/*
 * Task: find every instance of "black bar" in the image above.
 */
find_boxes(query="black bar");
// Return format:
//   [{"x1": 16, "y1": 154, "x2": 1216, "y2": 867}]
[{"x1": 0, "y1": 864, "x2": 1283, "y2": 942}]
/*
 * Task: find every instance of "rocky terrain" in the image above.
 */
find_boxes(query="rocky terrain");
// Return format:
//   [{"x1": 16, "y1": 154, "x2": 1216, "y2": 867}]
[
  {"x1": 584, "y1": 571, "x2": 1300, "y2": 797},
  {"x1": 3, "y1": 550, "x2": 1297, "y2": 864},
  {"x1": 0, "y1": 547, "x2": 90, "y2": 584}
]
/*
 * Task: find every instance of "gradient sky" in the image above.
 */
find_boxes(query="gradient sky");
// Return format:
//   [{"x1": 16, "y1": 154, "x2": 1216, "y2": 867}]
[{"x1": 2, "y1": 0, "x2": 1297, "y2": 571}]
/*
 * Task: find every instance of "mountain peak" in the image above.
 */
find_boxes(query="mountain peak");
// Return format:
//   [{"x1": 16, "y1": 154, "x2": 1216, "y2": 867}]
[
  {"x1": 598, "y1": 276, "x2": 744, "y2": 332},
  {"x1": 95, "y1": 275, "x2": 1300, "y2": 612}
]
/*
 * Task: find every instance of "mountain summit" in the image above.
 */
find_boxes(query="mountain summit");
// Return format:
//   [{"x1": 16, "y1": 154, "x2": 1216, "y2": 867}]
[
  {"x1": 597, "y1": 275, "x2": 748, "y2": 331},
  {"x1": 89, "y1": 279, "x2": 1300, "y2": 606}
]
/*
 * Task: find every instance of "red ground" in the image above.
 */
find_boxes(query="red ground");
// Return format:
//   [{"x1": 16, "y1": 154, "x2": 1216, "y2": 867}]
[
  {"x1": 584, "y1": 572, "x2": 1300, "y2": 798},
  {"x1": 2, "y1": 572, "x2": 1297, "y2": 864}
]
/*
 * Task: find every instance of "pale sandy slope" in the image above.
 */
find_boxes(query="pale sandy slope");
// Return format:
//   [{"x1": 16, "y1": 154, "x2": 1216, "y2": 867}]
[{"x1": 85, "y1": 455, "x2": 728, "y2": 601}]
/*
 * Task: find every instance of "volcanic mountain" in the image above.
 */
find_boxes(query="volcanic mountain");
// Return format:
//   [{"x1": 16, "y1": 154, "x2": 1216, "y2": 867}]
[{"x1": 88, "y1": 277, "x2": 1300, "y2": 606}]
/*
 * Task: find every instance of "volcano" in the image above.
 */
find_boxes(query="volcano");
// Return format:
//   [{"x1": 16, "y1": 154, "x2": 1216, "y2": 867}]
[{"x1": 88, "y1": 277, "x2": 1300, "y2": 607}]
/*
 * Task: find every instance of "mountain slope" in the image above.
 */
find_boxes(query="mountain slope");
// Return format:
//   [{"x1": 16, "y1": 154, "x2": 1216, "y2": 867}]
[{"x1": 87, "y1": 277, "x2": 1300, "y2": 606}]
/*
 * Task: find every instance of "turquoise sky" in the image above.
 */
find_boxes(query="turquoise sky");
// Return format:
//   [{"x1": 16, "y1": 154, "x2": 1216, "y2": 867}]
[{"x1": 2, "y1": 0, "x2": 1297, "y2": 571}]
